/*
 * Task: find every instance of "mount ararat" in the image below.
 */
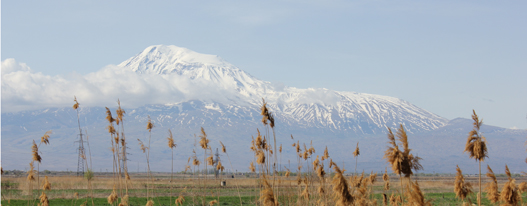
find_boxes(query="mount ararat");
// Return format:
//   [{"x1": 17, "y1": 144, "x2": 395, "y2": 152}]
[{"x1": 2, "y1": 45, "x2": 525, "y2": 174}]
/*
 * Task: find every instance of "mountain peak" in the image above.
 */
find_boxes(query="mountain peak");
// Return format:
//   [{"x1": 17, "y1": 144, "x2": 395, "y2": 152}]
[{"x1": 118, "y1": 45, "x2": 231, "y2": 74}]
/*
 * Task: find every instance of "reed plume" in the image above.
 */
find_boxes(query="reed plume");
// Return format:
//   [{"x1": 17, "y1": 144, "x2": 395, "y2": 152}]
[
  {"x1": 105, "y1": 107, "x2": 115, "y2": 123},
  {"x1": 301, "y1": 184, "x2": 310, "y2": 201},
  {"x1": 383, "y1": 168, "x2": 390, "y2": 191},
  {"x1": 167, "y1": 129, "x2": 176, "y2": 206},
  {"x1": 107, "y1": 185, "x2": 118, "y2": 205},
  {"x1": 485, "y1": 165, "x2": 499, "y2": 203},
  {"x1": 220, "y1": 141, "x2": 226, "y2": 153},
  {"x1": 384, "y1": 128, "x2": 403, "y2": 175},
  {"x1": 40, "y1": 130, "x2": 51, "y2": 145},
  {"x1": 396, "y1": 125, "x2": 423, "y2": 177},
  {"x1": 39, "y1": 191, "x2": 49, "y2": 206},
  {"x1": 209, "y1": 200, "x2": 218, "y2": 206},
  {"x1": 199, "y1": 127, "x2": 209, "y2": 150},
  {"x1": 500, "y1": 165, "x2": 521, "y2": 206},
  {"x1": 42, "y1": 176, "x2": 51, "y2": 191},
  {"x1": 249, "y1": 162, "x2": 256, "y2": 172},
  {"x1": 322, "y1": 146, "x2": 329, "y2": 161},
  {"x1": 390, "y1": 193, "x2": 402, "y2": 206},
  {"x1": 121, "y1": 194, "x2": 129, "y2": 206},
  {"x1": 175, "y1": 195, "x2": 185, "y2": 206},
  {"x1": 464, "y1": 110, "x2": 488, "y2": 206},
  {"x1": 454, "y1": 165, "x2": 473, "y2": 202},
  {"x1": 259, "y1": 176, "x2": 278, "y2": 206},
  {"x1": 353, "y1": 142, "x2": 360, "y2": 157},
  {"x1": 32, "y1": 140, "x2": 42, "y2": 163},
  {"x1": 519, "y1": 182, "x2": 527, "y2": 193},
  {"x1": 73, "y1": 96, "x2": 80, "y2": 109},
  {"x1": 207, "y1": 153, "x2": 215, "y2": 166},
  {"x1": 331, "y1": 163, "x2": 354, "y2": 206},
  {"x1": 146, "y1": 116, "x2": 154, "y2": 131},
  {"x1": 405, "y1": 180, "x2": 432, "y2": 206},
  {"x1": 167, "y1": 129, "x2": 176, "y2": 149},
  {"x1": 317, "y1": 164, "x2": 326, "y2": 178}
]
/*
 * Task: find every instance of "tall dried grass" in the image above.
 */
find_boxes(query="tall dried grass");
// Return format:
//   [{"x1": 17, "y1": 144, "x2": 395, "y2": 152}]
[
  {"x1": 454, "y1": 165, "x2": 473, "y2": 202},
  {"x1": 500, "y1": 165, "x2": 521, "y2": 206},
  {"x1": 485, "y1": 165, "x2": 499, "y2": 203},
  {"x1": 464, "y1": 110, "x2": 488, "y2": 206}
]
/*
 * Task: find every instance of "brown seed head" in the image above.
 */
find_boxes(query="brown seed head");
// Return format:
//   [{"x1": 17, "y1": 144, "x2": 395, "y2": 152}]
[
  {"x1": 107, "y1": 185, "x2": 118, "y2": 205},
  {"x1": 146, "y1": 116, "x2": 154, "y2": 131},
  {"x1": 209, "y1": 200, "x2": 218, "y2": 206},
  {"x1": 27, "y1": 162, "x2": 35, "y2": 181},
  {"x1": 500, "y1": 165, "x2": 521, "y2": 205},
  {"x1": 257, "y1": 150, "x2": 266, "y2": 164},
  {"x1": 39, "y1": 191, "x2": 49, "y2": 206},
  {"x1": 137, "y1": 139, "x2": 147, "y2": 153},
  {"x1": 464, "y1": 110, "x2": 488, "y2": 162},
  {"x1": 73, "y1": 96, "x2": 80, "y2": 110},
  {"x1": 331, "y1": 163, "x2": 354, "y2": 206},
  {"x1": 353, "y1": 142, "x2": 360, "y2": 157},
  {"x1": 167, "y1": 129, "x2": 176, "y2": 149},
  {"x1": 322, "y1": 146, "x2": 329, "y2": 161},
  {"x1": 259, "y1": 176, "x2": 278, "y2": 206},
  {"x1": 40, "y1": 130, "x2": 52, "y2": 145},
  {"x1": 405, "y1": 181, "x2": 432, "y2": 206},
  {"x1": 485, "y1": 165, "x2": 500, "y2": 203},
  {"x1": 116, "y1": 99, "x2": 125, "y2": 122},
  {"x1": 454, "y1": 165, "x2": 473, "y2": 201},
  {"x1": 105, "y1": 107, "x2": 114, "y2": 123},
  {"x1": 249, "y1": 161, "x2": 256, "y2": 172},
  {"x1": 317, "y1": 164, "x2": 326, "y2": 178},
  {"x1": 32, "y1": 140, "x2": 42, "y2": 163},
  {"x1": 313, "y1": 155, "x2": 320, "y2": 170},
  {"x1": 42, "y1": 176, "x2": 51, "y2": 190},
  {"x1": 199, "y1": 127, "x2": 209, "y2": 149},
  {"x1": 220, "y1": 141, "x2": 227, "y2": 153},
  {"x1": 175, "y1": 195, "x2": 185, "y2": 206}
]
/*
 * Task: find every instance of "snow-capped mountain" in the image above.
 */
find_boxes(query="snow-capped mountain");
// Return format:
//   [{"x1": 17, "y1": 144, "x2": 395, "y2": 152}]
[
  {"x1": 10, "y1": 45, "x2": 508, "y2": 173},
  {"x1": 117, "y1": 45, "x2": 447, "y2": 134}
]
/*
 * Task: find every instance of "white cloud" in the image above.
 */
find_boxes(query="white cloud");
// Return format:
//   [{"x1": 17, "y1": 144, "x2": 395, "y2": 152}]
[{"x1": 1, "y1": 59, "x2": 238, "y2": 112}]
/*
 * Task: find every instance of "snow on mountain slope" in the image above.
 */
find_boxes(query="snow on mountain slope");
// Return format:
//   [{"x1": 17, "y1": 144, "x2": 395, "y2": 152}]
[{"x1": 118, "y1": 45, "x2": 447, "y2": 133}]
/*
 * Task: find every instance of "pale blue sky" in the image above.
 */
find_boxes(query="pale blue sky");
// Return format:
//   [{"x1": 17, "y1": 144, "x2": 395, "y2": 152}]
[{"x1": 2, "y1": 0, "x2": 527, "y2": 129}]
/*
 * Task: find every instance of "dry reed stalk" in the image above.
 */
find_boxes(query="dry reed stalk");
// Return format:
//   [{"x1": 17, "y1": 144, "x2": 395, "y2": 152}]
[
  {"x1": 146, "y1": 116, "x2": 156, "y2": 201},
  {"x1": 116, "y1": 100, "x2": 128, "y2": 197},
  {"x1": 405, "y1": 180, "x2": 432, "y2": 206},
  {"x1": 353, "y1": 142, "x2": 360, "y2": 174},
  {"x1": 39, "y1": 191, "x2": 49, "y2": 206},
  {"x1": 500, "y1": 165, "x2": 521, "y2": 206},
  {"x1": 330, "y1": 163, "x2": 354, "y2": 206},
  {"x1": 209, "y1": 199, "x2": 218, "y2": 206},
  {"x1": 322, "y1": 146, "x2": 329, "y2": 161},
  {"x1": 390, "y1": 193, "x2": 402, "y2": 206},
  {"x1": 485, "y1": 165, "x2": 500, "y2": 203},
  {"x1": 454, "y1": 165, "x2": 473, "y2": 203},
  {"x1": 384, "y1": 125, "x2": 423, "y2": 203},
  {"x1": 464, "y1": 110, "x2": 488, "y2": 206},
  {"x1": 199, "y1": 127, "x2": 210, "y2": 206},
  {"x1": 137, "y1": 138, "x2": 150, "y2": 200},
  {"x1": 167, "y1": 129, "x2": 177, "y2": 206},
  {"x1": 120, "y1": 194, "x2": 129, "y2": 206},
  {"x1": 42, "y1": 176, "x2": 51, "y2": 191},
  {"x1": 175, "y1": 195, "x2": 185, "y2": 206},
  {"x1": 259, "y1": 176, "x2": 278, "y2": 206},
  {"x1": 107, "y1": 185, "x2": 118, "y2": 205},
  {"x1": 383, "y1": 168, "x2": 390, "y2": 191}
]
